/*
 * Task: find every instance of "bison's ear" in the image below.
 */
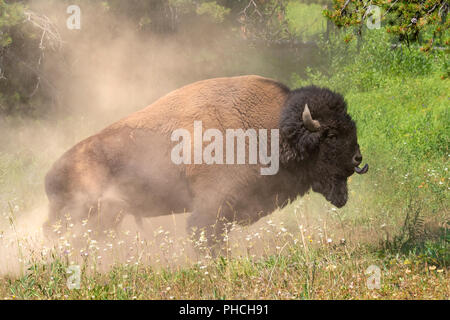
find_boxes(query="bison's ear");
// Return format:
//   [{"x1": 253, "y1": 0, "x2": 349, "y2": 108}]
[{"x1": 280, "y1": 104, "x2": 321, "y2": 164}]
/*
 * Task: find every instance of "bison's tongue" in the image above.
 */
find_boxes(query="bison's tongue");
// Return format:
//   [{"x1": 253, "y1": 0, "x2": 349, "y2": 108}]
[{"x1": 354, "y1": 164, "x2": 369, "y2": 174}]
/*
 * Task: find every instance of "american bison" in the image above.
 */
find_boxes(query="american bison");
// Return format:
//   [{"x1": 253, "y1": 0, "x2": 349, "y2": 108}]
[{"x1": 43, "y1": 75, "x2": 368, "y2": 248}]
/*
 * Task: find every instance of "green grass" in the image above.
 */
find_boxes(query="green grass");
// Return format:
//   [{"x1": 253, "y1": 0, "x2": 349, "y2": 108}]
[
  {"x1": 343, "y1": 75, "x2": 449, "y2": 226},
  {"x1": 1, "y1": 237, "x2": 448, "y2": 300},
  {"x1": 286, "y1": 1, "x2": 327, "y2": 41}
]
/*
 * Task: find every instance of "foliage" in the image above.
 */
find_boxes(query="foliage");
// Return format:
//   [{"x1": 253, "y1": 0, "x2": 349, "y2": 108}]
[
  {"x1": 196, "y1": 1, "x2": 230, "y2": 23},
  {"x1": 324, "y1": 0, "x2": 449, "y2": 51},
  {"x1": 286, "y1": 1, "x2": 327, "y2": 41},
  {"x1": 0, "y1": 1, "x2": 50, "y2": 116},
  {"x1": 236, "y1": 0, "x2": 292, "y2": 42},
  {"x1": 0, "y1": 0, "x2": 25, "y2": 47},
  {"x1": 292, "y1": 28, "x2": 449, "y2": 93}
]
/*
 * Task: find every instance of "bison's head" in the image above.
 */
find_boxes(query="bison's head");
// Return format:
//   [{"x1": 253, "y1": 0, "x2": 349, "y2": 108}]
[{"x1": 279, "y1": 86, "x2": 368, "y2": 208}]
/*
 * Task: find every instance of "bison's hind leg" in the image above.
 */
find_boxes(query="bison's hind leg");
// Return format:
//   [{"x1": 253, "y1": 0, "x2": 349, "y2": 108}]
[
  {"x1": 44, "y1": 195, "x2": 129, "y2": 243},
  {"x1": 43, "y1": 199, "x2": 65, "y2": 239}
]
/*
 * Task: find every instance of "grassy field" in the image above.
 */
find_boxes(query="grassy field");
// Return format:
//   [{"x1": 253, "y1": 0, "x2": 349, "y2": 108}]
[
  {"x1": 0, "y1": 72, "x2": 448, "y2": 300},
  {"x1": 0, "y1": 22, "x2": 448, "y2": 299}
]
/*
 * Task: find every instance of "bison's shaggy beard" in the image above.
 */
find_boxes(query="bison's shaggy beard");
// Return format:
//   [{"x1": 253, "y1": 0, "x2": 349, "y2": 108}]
[{"x1": 312, "y1": 178, "x2": 348, "y2": 208}]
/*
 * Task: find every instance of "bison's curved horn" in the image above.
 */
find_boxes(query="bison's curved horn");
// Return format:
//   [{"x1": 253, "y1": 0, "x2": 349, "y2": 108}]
[{"x1": 302, "y1": 104, "x2": 321, "y2": 132}]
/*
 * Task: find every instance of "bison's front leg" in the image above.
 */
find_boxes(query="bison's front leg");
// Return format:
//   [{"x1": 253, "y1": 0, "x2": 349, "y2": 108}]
[{"x1": 186, "y1": 197, "x2": 232, "y2": 258}]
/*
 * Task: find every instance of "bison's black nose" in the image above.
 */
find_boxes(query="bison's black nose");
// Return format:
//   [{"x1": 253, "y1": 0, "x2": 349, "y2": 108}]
[{"x1": 352, "y1": 153, "x2": 362, "y2": 166}]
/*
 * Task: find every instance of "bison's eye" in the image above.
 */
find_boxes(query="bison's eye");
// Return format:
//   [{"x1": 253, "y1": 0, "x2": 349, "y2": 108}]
[
  {"x1": 327, "y1": 129, "x2": 338, "y2": 137},
  {"x1": 328, "y1": 132, "x2": 338, "y2": 142}
]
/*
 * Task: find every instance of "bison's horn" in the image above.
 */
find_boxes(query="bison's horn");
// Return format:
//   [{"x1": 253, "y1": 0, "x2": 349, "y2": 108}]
[{"x1": 302, "y1": 104, "x2": 321, "y2": 132}]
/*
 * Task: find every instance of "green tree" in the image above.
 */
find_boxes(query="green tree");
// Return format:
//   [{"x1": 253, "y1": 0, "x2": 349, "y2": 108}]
[
  {"x1": 0, "y1": 0, "x2": 24, "y2": 47},
  {"x1": 324, "y1": 0, "x2": 449, "y2": 50},
  {"x1": 0, "y1": 0, "x2": 61, "y2": 115}
]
